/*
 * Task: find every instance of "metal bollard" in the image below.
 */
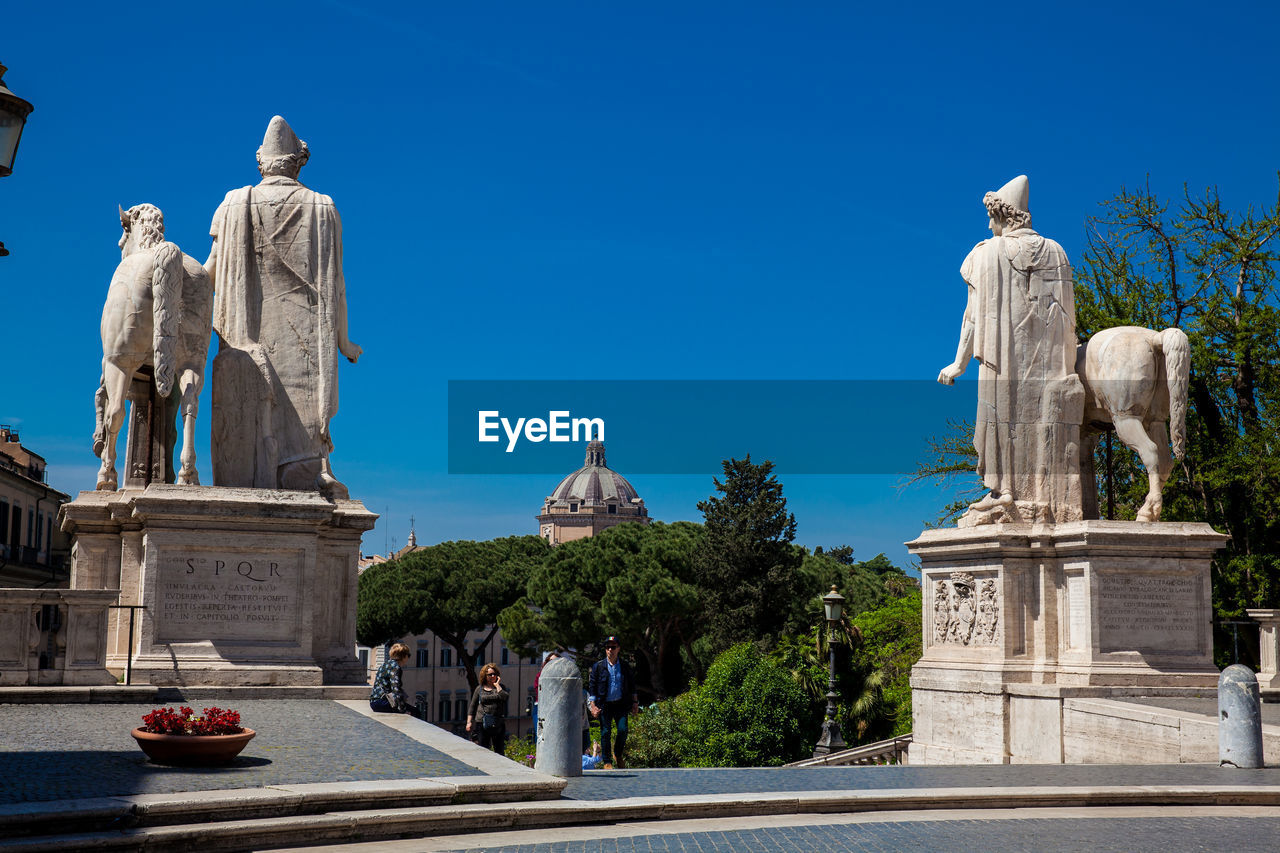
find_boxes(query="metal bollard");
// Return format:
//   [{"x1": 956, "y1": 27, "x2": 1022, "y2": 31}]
[
  {"x1": 1219, "y1": 664, "x2": 1264, "y2": 768},
  {"x1": 534, "y1": 656, "x2": 583, "y2": 777}
]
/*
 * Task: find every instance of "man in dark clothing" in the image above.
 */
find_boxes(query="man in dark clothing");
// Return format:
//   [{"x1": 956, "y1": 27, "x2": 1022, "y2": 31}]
[{"x1": 587, "y1": 635, "x2": 638, "y2": 769}]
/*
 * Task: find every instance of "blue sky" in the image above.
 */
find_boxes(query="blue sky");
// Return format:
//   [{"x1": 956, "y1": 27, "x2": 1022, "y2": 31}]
[{"x1": 3, "y1": 3, "x2": 1279, "y2": 568}]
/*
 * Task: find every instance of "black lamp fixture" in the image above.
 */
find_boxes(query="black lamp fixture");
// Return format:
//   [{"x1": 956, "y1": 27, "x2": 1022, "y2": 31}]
[
  {"x1": 812, "y1": 585, "x2": 847, "y2": 758},
  {"x1": 0, "y1": 62, "x2": 35, "y2": 258}
]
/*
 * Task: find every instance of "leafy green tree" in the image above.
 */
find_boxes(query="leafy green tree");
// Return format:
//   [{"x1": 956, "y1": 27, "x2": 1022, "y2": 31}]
[
  {"x1": 804, "y1": 548, "x2": 913, "y2": 619},
  {"x1": 497, "y1": 521, "x2": 705, "y2": 700},
  {"x1": 695, "y1": 456, "x2": 805, "y2": 655},
  {"x1": 1074, "y1": 180, "x2": 1280, "y2": 652},
  {"x1": 678, "y1": 643, "x2": 813, "y2": 767},
  {"x1": 849, "y1": 590, "x2": 923, "y2": 738},
  {"x1": 356, "y1": 535, "x2": 549, "y2": 691}
]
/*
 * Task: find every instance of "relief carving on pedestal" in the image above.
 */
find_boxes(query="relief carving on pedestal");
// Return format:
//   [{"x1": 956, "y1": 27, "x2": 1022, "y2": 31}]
[{"x1": 932, "y1": 572, "x2": 1000, "y2": 647}]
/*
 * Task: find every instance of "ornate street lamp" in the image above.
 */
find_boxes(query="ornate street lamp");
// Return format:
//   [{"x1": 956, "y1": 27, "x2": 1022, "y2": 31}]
[
  {"x1": 812, "y1": 585, "x2": 847, "y2": 757},
  {"x1": 0, "y1": 62, "x2": 35, "y2": 258}
]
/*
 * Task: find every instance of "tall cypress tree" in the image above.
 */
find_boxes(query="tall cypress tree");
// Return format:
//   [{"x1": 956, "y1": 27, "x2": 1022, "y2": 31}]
[{"x1": 696, "y1": 455, "x2": 803, "y2": 655}]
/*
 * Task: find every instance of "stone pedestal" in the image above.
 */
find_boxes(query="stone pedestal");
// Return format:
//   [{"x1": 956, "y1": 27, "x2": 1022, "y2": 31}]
[
  {"x1": 1246, "y1": 609, "x2": 1280, "y2": 690},
  {"x1": 908, "y1": 520, "x2": 1228, "y2": 764},
  {"x1": 60, "y1": 484, "x2": 376, "y2": 686}
]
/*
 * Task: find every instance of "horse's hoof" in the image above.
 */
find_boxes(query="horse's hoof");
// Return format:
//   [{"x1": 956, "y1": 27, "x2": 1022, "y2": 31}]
[{"x1": 176, "y1": 472, "x2": 199, "y2": 486}]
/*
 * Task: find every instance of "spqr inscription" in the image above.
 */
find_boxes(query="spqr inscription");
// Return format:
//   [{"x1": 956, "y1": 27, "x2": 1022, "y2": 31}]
[{"x1": 156, "y1": 551, "x2": 300, "y2": 642}]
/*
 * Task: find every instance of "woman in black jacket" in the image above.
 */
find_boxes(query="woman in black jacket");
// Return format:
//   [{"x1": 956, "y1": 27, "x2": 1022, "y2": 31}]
[{"x1": 466, "y1": 662, "x2": 510, "y2": 754}]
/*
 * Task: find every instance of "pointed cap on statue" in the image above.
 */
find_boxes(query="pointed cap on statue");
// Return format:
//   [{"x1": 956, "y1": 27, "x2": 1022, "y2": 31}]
[
  {"x1": 259, "y1": 115, "x2": 305, "y2": 158},
  {"x1": 992, "y1": 175, "x2": 1030, "y2": 214}
]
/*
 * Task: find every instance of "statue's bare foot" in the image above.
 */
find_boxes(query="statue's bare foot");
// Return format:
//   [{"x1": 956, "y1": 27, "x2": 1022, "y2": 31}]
[
  {"x1": 970, "y1": 492, "x2": 1013, "y2": 512},
  {"x1": 317, "y1": 470, "x2": 349, "y2": 500}
]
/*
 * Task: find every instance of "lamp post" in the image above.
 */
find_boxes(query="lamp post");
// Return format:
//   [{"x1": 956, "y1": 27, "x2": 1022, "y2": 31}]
[
  {"x1": 812, "y1": 585, "x2": 847, "y2": 758},
  {"x1": 0, "y1": 62, "x2": 35, "y2": 258}
]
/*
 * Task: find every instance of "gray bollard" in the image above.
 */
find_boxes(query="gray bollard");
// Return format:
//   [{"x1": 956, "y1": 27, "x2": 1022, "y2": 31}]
[
  {"x1": 534, "y1": 656, "x2": 582, "y2": 777},
  {"x1": 1219, "y1": 664, "x2": 1264, "y2": 768}
]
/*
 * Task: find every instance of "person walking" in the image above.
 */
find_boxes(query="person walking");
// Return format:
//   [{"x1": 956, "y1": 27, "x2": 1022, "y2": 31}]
[
  {"x1": 369, "y1": 643, "x2": 410, "y2": 713},
  {"x1": 587, "y1": 636, "x2": 638, "y2": 770},
  {"x1": 467, "y1": 662, "x2": 510, "y2": 755}
]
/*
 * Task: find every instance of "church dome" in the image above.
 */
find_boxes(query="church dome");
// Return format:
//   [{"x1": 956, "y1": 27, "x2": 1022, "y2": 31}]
[{"x1": 546, "y1": 441, "x2": 642, "y2": 507}]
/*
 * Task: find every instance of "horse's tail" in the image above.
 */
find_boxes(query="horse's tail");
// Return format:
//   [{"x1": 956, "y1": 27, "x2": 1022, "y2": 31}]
[
  {"x1": 1158, "y1": 327, "x2": 1190, "y2": 459},
  {"x1": 151, "y1": 241, "x2": 183, "y2": 397}
]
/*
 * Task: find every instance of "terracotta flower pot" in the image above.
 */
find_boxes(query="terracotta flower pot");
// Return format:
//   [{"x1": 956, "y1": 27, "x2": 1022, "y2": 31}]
[{"x1": 131, "y1": 727, "x2": 256, "y2": 765}]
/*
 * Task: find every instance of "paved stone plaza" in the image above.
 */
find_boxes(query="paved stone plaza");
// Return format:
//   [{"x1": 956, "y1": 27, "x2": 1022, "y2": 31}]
[
  {"x1": 6, "y1": 697, "x2": 1280, "y2": 852},
  {"x1": 0, "y1": 700, "x2": 478, "y2": 804},
  {"x1": 425, "y1": 815, "x2": 1280, "y2": 853}
]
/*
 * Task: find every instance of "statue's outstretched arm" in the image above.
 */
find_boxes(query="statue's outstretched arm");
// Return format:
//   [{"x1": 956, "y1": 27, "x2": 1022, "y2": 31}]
[
  {"x1": 203, "y1": 238, "x2": 217, "y2": 281},
  {"x1": 938, "y1": 286, "x2": 975, "y2": 385}
]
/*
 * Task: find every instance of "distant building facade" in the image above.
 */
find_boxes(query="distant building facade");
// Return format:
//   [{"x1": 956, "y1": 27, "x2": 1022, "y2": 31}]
[
  {"x1": 358, "y1": 530, "x2": 539, "y2": 740},
  {"x1": 0, "y1": 425, "x2": 71, "y2": 587},
  {"x1": 357, "y1": 441, "x2": 650, "y2": 742},
  {"x1": 536, "y1": 440, "x2": 649, "y2": 545}
]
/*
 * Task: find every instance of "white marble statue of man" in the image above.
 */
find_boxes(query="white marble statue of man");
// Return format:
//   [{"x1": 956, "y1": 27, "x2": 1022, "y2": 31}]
[
  {"x1": 937, "y1": 175, "x2": 1084, "y2": 526},
  {"x1": 204, "y1": 116, "x2": 362, "y2": 498}
]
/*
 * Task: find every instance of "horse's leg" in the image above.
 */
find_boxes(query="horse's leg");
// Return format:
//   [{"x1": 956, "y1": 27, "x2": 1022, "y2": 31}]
[
  {"x1": 96, "y1": 360, "x2": 131, "y2": 490},
  {"x1": 1148, "y1": 419, "x2": 1174, "y2": 517},
  {"x1": 175, "y1": 367, "x2": 202, "y2": 485},
  {"x1": 1113, "y1": 414, "x2": 1163, "y2": 522}
]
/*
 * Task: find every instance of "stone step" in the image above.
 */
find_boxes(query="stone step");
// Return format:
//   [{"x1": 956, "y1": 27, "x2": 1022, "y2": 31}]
[
  {"x1": 5, "y1": 783, "x2": 1280, "y2": 853},
  {"x1": 0, "y1": 776, "x2": 564, "y2": 842}
]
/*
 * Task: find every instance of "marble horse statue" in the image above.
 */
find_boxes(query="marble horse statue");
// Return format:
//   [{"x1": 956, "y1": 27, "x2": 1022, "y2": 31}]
[
  {"x1": 94, "y1": 204, "x2": 213, "y2": 489},
  {"x1": 1077, "y1": 326, "x2": 1190, "y2": 522}
]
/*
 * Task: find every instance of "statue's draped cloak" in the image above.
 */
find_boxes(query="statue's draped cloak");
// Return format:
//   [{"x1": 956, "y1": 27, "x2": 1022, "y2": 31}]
[
  {"x1": 209, "y1": 176, "x2": 346, "y2": 488},
  {"x1": 961, "y1": 227, "x2": 1084, "y2": 522}
]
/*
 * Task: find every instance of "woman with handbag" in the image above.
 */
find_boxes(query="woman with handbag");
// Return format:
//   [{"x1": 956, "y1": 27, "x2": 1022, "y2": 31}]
[
  {"x1": 467, "y1": 662, "x2": 510, "y2": 754},
  {"x1": 369, "y1": 643, "x2": 411, "y2": 713}
]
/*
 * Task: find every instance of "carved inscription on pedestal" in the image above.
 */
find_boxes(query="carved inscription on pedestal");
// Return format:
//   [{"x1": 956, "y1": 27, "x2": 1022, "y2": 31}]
[
  {"x1": 154, "y1": 549, "x2": 302, "y2": 643},
  {"x1": 1098, "y1": 573, "x2": 1200, "y2": 653}
]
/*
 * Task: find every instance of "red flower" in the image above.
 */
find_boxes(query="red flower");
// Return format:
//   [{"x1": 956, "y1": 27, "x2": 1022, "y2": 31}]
[{"x1": 140, "y1": 706, "x2": 244, "y2": 736}]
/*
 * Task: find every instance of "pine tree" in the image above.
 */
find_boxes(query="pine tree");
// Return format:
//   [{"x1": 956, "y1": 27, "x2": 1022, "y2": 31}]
[{"x1": 695, "y1": 456, "x2": 803, "y2": 655}]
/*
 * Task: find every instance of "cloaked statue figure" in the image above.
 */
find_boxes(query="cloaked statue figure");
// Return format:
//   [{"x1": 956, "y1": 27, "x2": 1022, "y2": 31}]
[
  {"x1": 937, "y1": 175, "x2": 1085, "y2": 527},
  {"x1": 204, "y1": 116, "x2": 362, "y2": 498}
]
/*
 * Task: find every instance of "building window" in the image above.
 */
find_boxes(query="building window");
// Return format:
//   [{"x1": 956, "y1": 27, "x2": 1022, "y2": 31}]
[
  {"x1": 439, "y1": 694, "x2": 451, "y2": 721},
  {"x1": 9, "y1": 505, "x2": 19, "y2": 549},
  {"x1": 440, "y1": 647, "x2": 452, "y2": 667},
  {"x1": 0, "y1": 500, "x2": 8, "y2": 546},
  {"x1": 35, "y1": 512, "x2": 43, "y2": 554},
  {"x1": 27, "y1": 508, "x2": 34, "y2": 547},
  {"x1": 569, "y1": 503, "x2": 579, "y2": 513},
  {"x1": 416, "y1": 649, "x2": 428, "y2": 668},
  {"x1": 501, "y1": 646, "x2": 509, "y2": 666},
  {"x1": 476, "y1": 641, "x2": 486, "y2": 665},
  {"x1": 358, "y1": 648, "x2": 369, "y2": 673},
  {"x1": 608, "y1": 503, "x2": 617, "y2": 514},
  {"x1": 455, "y1": 696, "x2": 466, "y2": 721}
]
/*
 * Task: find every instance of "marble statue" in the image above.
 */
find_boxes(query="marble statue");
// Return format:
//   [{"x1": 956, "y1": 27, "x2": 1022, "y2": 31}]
[
  {"x1": 1077, "y1": 325, "x2": 1190, "y2": 522},
  {"x1": 94, "y1": 204, "x2": 213, "y2": 490},
  {"x1": 204, "y1": 116, "x2": 362, "y2": 498},
  {"x1": 937, "y1": 176, "x2": 1085, "y2": 526}
]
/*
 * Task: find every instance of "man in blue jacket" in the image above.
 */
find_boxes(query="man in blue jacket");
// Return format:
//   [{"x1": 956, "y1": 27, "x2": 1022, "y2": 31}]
[{"x1": 587, "y1": 635, "x2": 638, "y2": 769}]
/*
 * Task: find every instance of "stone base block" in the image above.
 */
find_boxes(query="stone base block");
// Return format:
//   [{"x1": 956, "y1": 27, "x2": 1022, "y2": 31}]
[
  {"x1": 908, "y1": 520, "x2": 1228, "y2": 764},
  {"x1": 61, "y1": 484, "x2": 377, "y2": 687}
]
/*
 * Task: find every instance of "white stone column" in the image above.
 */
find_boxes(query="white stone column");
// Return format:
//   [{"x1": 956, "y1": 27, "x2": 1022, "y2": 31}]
[{"x1": 1246, "y1": 609, "x2": 1280, "y2": 689}]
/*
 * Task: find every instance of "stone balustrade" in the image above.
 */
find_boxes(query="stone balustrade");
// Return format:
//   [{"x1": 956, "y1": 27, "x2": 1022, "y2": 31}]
[{"x1": 0, "y1": 588, "x2": 119, "y2": 685}]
